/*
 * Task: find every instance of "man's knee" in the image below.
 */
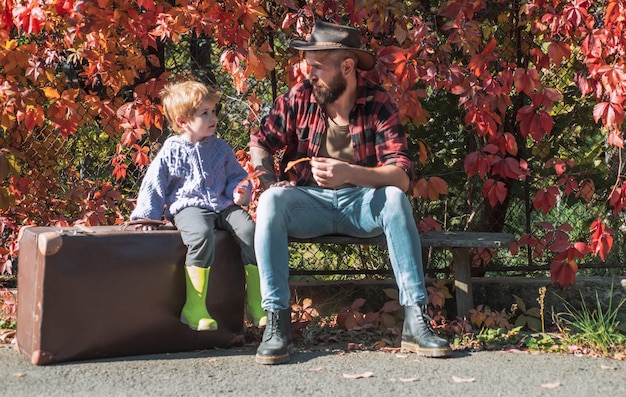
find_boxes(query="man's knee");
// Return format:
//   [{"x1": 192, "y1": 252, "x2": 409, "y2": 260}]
[{"x1": 257, "y1": 187, "x2": 294, "y2": 215}]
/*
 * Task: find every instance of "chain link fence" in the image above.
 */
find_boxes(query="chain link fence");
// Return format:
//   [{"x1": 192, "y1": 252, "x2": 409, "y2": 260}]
[{"x1": 2, "y1": 14, "x2": 625, "y2": 283}]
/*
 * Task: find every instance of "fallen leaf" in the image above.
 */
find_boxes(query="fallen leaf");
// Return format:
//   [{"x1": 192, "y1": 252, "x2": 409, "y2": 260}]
[
  {"x1": 343, "y1": 371, "x2": 374, "y2": 379},
  {"x1": 14, "y1": 372, "x2": 26, "y2": 377},
  {"x1": 284, "y1": 157, "x2": 311, "y2": 172},
  {"x1": 502, "y1": 348, "x2": 529, "y2": 354},
  {"x1": 0, "y1": 329, "x2": 16, "y2": 343},
  {"x1": 540, "y1": 381, "x2": 561, "y2": 389},
  {"x1": 452, "y1": 375, "x2": 475, "y2": 383}
]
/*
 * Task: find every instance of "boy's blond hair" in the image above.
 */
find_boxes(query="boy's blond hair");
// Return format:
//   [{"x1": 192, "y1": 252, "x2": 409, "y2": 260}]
[{"x1": 160, "y1": 81, "x2": 222, "y2": 134}]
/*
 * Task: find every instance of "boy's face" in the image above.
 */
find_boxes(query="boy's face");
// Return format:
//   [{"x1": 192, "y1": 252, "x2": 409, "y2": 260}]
[{"x1": 177, "y1": 99, "x2": 219, "y2": 142}]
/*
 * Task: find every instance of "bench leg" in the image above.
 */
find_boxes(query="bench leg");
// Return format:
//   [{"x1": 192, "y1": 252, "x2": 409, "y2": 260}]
[{"x1": 452, "y1": 247, "x2": 474, "y2": 318}]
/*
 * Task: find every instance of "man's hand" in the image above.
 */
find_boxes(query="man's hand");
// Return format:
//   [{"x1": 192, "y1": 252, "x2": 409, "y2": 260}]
[
  {"x1": 310, "y1": 157, "x2": 410, "y2": 192},
  {"x1": 310, "y1": 157, "x2": 352, "y2": 188},
  {"x1": 269, "y1": 180, "x2": 297, "y2": 188}
]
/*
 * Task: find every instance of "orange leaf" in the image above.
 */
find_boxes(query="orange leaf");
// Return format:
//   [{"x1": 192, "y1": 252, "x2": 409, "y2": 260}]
[
  {"x1": 547, "y1": 41, "x2": 571, "y2": 65},
  {"x1": 242, "y1": 170, "x2": 266, "y2": 182},
  {"x1": 284, "y1": 157, "x2": 311, "y2": 172},
  {"x1": 427, "y1": 176, "x2": 448, "y2": 200}
]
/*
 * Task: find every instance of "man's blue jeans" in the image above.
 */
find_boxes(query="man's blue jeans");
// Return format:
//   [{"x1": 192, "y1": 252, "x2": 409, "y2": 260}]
[{"x1": 254, "y1": 185, "x2": 428, "y2": 310}]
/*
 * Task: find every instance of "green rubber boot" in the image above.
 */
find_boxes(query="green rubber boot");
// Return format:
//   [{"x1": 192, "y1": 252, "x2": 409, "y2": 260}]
[
  {"x1": 244, "y1": 264, "x2": 267, "y2": 327},
  {"x1": 181, "y1": 266, "x2": 218, "y2": 331}
]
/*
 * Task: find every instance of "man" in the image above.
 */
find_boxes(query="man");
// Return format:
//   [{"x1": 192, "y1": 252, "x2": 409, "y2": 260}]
[{"x1": 250, "y1": 20, "x2": 452, "y2": 365}]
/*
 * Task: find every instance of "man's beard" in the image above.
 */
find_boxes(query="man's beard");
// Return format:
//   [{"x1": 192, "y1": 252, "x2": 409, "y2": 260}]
[{"x1": 312, "y1": 72, "x2": 347, "y2": 106}]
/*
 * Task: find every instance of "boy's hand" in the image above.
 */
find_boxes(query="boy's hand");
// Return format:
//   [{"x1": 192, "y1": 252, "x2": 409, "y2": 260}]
[
  {"x1": 233, "y1": 187, "x2": 249, "y2": 205},
  {"x1": 126, "y1": 219, "x2": 166, "y2": 231}
]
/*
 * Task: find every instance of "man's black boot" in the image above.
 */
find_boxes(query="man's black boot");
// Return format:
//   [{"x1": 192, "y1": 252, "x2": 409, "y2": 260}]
[
  {"x1": 401, "y1": 304, "x2": 452, "y2": 357},
  {"x1": 255, "y1": 308, "x2": 293, "y2": 365}
]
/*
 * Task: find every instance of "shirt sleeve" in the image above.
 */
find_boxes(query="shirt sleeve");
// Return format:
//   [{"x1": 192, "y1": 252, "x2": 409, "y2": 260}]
[
  {"x1": 371, "y1": 89, "x2": 415, "y2": 180},
  {"x1": 224, "y1": 145, "x2": 250, "y2": 204},
  {"x1": 249, "y1": 92, "x2": 291, "y2": 154}
]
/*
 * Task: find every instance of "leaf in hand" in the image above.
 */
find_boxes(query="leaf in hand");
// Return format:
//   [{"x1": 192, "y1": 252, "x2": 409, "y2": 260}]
[
  {"x1": 284, "y1": 157, "x2": 311, "y2": 172},
  {"x1": 242, "y1": 170, "x2": 266, "y2": 182}
]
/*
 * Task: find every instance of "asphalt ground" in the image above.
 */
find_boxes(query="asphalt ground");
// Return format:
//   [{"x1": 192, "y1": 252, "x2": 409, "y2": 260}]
[{"x1": 1, "y1": 340, "x2": 625, "y2": 397}]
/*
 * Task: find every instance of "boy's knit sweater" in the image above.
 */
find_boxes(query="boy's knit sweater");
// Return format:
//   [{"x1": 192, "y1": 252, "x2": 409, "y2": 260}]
[{"x1": 130, "y1": 134, "x2": 249, "y2": 221}]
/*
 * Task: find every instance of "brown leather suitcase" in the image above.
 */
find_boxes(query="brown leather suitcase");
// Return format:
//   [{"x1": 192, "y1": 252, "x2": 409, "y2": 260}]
[{"x1": 16, "y1": 225, "x2": 246, "y2": 365}]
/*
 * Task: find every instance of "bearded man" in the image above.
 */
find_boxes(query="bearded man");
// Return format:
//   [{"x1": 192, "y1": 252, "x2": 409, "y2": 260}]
[{"x1": 249, "y1": 20, "x2": 452, "y2": 365}]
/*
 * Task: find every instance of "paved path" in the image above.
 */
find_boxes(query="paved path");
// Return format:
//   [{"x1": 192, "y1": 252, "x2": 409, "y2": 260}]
[{"x1": 1, "y1": 343, "x2": 625, "y2": 396}]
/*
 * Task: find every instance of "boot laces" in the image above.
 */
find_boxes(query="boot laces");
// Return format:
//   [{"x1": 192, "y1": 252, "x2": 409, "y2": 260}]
[
  {"x1": 263, "y1": 311, "x2": 279, "y2": 341},
  {"x1": 419, "y1": 305, "x2": 437, "y2": 334}
]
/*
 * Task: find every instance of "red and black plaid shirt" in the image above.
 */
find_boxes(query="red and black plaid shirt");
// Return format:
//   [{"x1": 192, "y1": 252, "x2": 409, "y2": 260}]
[{"x1": 250, "y1": 74, "x2": 414, "y2": 185}]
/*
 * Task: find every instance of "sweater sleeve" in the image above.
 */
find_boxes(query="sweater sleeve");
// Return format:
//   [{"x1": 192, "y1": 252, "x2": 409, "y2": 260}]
[{"x1": 130, "y1": 154, "x2": 170, "y2": 220}]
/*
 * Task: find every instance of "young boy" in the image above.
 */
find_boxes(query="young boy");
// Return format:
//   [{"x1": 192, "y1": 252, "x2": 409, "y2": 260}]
[{"x1": 130, "y1": 80, "x2": 266, "y2": 330}]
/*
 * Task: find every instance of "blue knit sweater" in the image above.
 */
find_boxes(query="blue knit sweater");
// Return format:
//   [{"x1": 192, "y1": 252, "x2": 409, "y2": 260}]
[{"x1": 130, "y1": 134, "x2": 250, "y2": 221}]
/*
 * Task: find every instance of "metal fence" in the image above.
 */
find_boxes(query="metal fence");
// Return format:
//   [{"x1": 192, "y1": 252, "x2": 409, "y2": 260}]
[{"x1": 3, "y1": 19, "x2": 625, "y2": 282}]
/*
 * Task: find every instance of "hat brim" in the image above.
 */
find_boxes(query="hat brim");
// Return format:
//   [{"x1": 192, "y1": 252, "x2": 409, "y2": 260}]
[{"x1": 290, "y1": 40, "x2": 376, "y2": 71}]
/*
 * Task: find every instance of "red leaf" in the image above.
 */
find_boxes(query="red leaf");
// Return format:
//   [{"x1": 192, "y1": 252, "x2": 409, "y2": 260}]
[
  {"x1": 492, "y1": 157, "x2": 528, "y2": 180},
  {"x1": 532, "y1": 187, "x2": 559, "y2": 215},
  {"x1": 501, "y1": 132, "x2": 518, "y2": 156},
  {"x1": 513, "y1": 68, "x2": 540, "y2": 96},
  {"x1": 12, "y1": 4, "x2": 45, "y2": 35},
  {"x1": 607, "y1": 129, "x2": 624, "y2": 148},
  {"x1": 464, "y1": 151, "x2": 490, "y2": 178},
  {"x1": 547, "y1": 41, "x2": 571, "y2": 65},
  {"x1": 550, "y1": 260, "x2": 577, "y2": 288},
  {"x1": 593, "y1": 100, "x2": 624, "y2": 127},
  {"x1": 589, "y1": 218, "x2": 614, "y2": 261},
  {"x1": 482, "y1": 179, "x2": 507, "y2": 207},
  {"x1": 377, "y1": 46, "x2": 407, "y2": 70},
  {"x1": 132, "y1": 146, "x2": 150, "y2": 168},
  {"x1": 418, "y1": 217, "x2": 442, "y2": 232}
]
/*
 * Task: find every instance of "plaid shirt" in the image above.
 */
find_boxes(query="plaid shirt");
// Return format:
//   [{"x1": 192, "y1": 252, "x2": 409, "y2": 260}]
[{"x1": 250, "y1": 75, "x2": 414, "y2": 185}]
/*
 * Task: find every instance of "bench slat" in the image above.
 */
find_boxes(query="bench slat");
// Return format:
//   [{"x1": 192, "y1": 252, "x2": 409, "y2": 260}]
[
  {"x1": 287, "y1": 231, "x2": 514, "y2": 318},
  {"x1": 288, "y1": 231, "x2": 513, "y2": 249}
]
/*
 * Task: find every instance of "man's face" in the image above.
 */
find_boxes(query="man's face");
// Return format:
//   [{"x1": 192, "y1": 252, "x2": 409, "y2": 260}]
[{"x1": 305, "y1": 51, "x2": 347, "y2": 106}]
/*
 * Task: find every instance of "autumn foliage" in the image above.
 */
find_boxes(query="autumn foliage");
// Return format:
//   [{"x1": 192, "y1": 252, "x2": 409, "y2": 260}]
[{"x1": 1, "y1": 0, "x2": 625, "y2": 288}]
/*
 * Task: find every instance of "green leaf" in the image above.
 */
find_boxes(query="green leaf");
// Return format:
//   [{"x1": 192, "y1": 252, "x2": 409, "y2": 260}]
[
  {"x1": 527, "y1": 316, "x2": 543, "y2": 332},
  {"x1": 527, "y1": 307, "x2": 542, "y2": 317},
  {"x1": 382, "y1": 288, "x2": 399, "y2": 300}
]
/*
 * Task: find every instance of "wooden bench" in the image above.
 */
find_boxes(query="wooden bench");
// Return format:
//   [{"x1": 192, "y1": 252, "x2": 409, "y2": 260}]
[{"x1": 288, "y1": 231, "x2": 514, "y2": 317}]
